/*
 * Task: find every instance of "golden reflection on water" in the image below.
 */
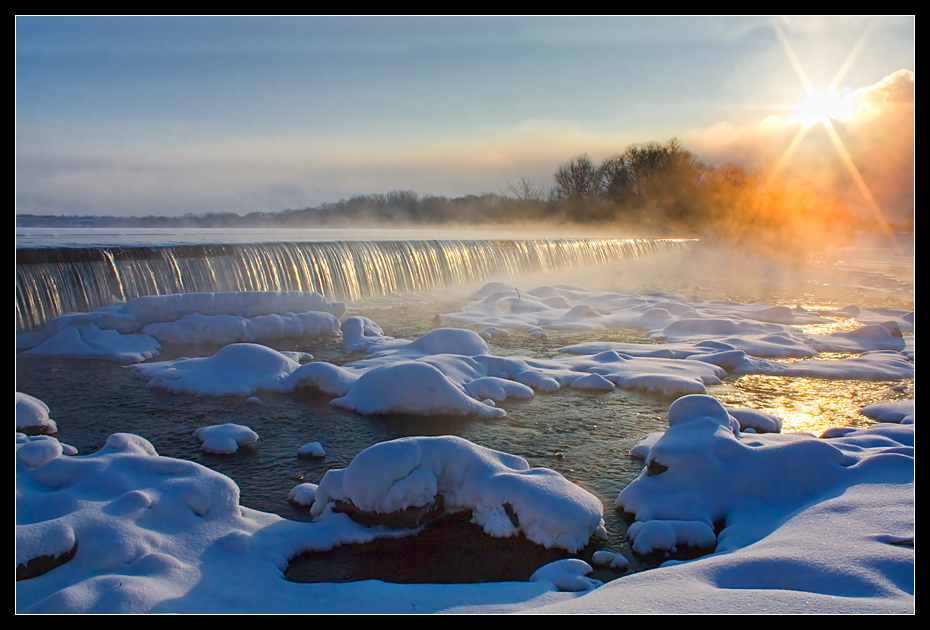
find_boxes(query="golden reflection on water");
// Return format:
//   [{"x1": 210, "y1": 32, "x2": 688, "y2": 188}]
[
  {"x1": 795, "y1": 314, "x2": 862, "y2": 336},
  {"x1": 714, "y1": 374, "x2": 914, "y2": 435}
]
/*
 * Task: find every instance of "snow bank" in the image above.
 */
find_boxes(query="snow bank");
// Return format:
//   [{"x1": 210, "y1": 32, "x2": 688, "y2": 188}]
[
  {"x1": 310, "y1": 435, "x2": 607, "y2": 553},
  {"x1": 142, "y1": 311, "x2": 341, "y2": 346},
  {"x1": 21, "y1": 325, "x2": 161, "y2": 363},
  {"x1": 616, "y1": 395, "x2": 914, "y2": 565},
  {"x1": 18, "y1": 291, "x2": 345, "y2": 362}
]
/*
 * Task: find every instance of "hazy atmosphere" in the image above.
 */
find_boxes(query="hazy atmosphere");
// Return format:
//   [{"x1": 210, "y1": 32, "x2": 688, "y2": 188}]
[{"x1": 15, "y1": 16, "x2": 913, "y2": 225}]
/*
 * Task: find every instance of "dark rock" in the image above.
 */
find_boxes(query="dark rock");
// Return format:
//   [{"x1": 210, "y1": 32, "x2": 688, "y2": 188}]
[
  {"x1": 333, "y1": 494, "x2": 445, "y2": 529},
  {"x1": 17, "y1": 544, "x2": 77, "y2": 581}
]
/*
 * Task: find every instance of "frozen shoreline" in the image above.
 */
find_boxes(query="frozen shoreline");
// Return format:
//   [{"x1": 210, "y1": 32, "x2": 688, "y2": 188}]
[{"x1": 16, "y1": 245, "x2": 914, "y2": 614}]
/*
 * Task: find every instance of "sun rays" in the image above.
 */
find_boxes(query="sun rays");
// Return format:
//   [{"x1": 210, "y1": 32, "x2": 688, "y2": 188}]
[{"x1": 772, "y1": 20, "x2": 894, "y2": 234}]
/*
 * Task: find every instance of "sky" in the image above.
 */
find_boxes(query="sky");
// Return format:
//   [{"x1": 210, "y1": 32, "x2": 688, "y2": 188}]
[{"x1": 15, "y1": 16, "x2": 915, "y2": 220}]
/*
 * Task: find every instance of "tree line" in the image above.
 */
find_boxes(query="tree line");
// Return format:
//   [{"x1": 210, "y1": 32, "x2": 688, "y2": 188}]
[{"x1": 18, "y1": 137, "x2": 897, "y2": 260}]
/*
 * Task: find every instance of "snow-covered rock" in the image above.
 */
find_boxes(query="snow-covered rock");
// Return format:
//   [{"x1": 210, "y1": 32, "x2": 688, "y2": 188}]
[
  {"x1": 16, "y1": 393, "x2": 57, "y2": 435},
  {"x1": 193, "y1": 423, "x2": 259, "y2": 454},
  {"x1": 298, "y1": 441, "x2": 325, "y2": 458},
  {"x1": 310, "y1": 435, "x2": 607, "y2": 553}
]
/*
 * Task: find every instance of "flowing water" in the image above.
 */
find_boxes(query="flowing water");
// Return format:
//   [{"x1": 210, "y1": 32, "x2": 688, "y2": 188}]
[{"x1": 14, "y1": 229, "x2": 914, "y2": 583}]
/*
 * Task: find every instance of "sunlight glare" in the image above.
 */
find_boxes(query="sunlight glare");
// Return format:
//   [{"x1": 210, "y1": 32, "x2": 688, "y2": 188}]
[
  {"x1": 772, "y1": 20, "x2": 895, "y2": 235},
  {"x1": 792, "y1": 88, "x2": 852, "y2": 127}
]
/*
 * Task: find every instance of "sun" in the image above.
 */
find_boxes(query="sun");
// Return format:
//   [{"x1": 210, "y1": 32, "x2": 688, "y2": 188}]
[{"x1": 792, "y1": 87, "x2": 852, "y2": 127}]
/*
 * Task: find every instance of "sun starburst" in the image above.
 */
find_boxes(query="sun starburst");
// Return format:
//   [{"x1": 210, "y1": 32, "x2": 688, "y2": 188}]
[{"x1": 772, "y1": 20, "x2": 893, "y2": 235}]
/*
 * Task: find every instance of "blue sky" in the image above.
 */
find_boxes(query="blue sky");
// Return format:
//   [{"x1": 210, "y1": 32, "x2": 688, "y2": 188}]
[{"x1": 15, "y1": 16, "x2": 914, "y2": 217}]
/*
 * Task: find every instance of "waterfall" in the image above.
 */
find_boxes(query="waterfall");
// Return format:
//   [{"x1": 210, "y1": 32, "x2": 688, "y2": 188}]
[{"x1": 15, "y1": 238, "x2": 694, "y2": 332}]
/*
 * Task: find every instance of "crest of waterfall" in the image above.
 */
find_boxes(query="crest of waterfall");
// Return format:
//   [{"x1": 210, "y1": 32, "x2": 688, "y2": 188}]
[{"x1": 16, "y1": 238, "x2": 694, "y2": 332}]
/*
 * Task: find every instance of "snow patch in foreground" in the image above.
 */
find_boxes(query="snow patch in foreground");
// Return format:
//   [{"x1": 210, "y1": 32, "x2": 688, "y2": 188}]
[
  {"x1": 617, "y1": 395, "x2": 914, "y2": 562},
  {"x1": 15, "y1": 400, "x2": 913, "y2": 613}
]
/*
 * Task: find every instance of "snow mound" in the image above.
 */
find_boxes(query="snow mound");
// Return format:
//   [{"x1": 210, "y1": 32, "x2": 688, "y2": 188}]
[
  {"x1": 298, "y1": 441, "x2": 325, "y2": 458},
  {"x1": 859, "y1": 400, "x2": 914, "y2": 424},
  {"x1": 128, "y1": 343, "x2": 305, "y2": 395},
  {"x1": 288, "y1": 483, "x2": 318, "y2": 506},
  {"x1": 330, "y1": 362, "x2": 505, "y2": 419},
  {"x1": 311, "y1": 435, "x2": 607, "y2": 553},
  {"x1": 341, "y1": 316, "x2": 396, "y2": 352},
  {"x1": 193, "y1": 424, "x2": 259, "y2": 454},
  {"x1": 16, "y1": 393, "x2": 57, "y2": 435},
  {"x1": 21, "y1": 325, "x2": 161, "y2": 363},
  {"x1": 591, "y1": 550, "x2": 629, "y2": 571},
  {"x1": 726, "y1": 407, "x2": 783, "y2": 433},
  {"x1": 530, "y1": 558, "x2": 602, "y2": 592}
]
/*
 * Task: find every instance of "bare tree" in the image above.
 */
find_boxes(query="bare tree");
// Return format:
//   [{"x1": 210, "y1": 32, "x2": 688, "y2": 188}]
[
  {"x1": 552, "y1": 154, "x2": 599, "y2": 200},
  {"x1": 500, "y1": 177, "x2": 546, "y2": 202},
  {"x1": 597, "y1": 154, "x2": 635, "y2": 202}
]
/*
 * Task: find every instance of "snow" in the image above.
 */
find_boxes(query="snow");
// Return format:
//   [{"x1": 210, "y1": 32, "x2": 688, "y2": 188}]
[
  {"x1": 616, "y1": 395, "x2": 913, "y2": 567},
  {"x1": 310, "y1": 435, "x2": 607, "y2": 552},
  {"x1": 128, "y1": 343, "x2": 311, "y2": 395},
  {"x1": 330, "y1": 361, "x2": 506, "y2": 419},
  {"x1": 15, "y1": 249, "x2": 914, "y2": 613},
  {"x1": 16, "y1": 291, "x2": 345, "y2": 362},
  {"x1": 725, "y1": 407, "x2": 783, "y2": 433},
  {"x1": 859, "y1": 400, "x2": 915, "y2": 424},
  {"x1": 288, "y1": 483, "x2": 318, "y2": 506},
  {"x1": 591, "y1": 550, "x2": 629, "y2": 571},
  {"x1": 298, "y1": 441, "x2": 326, "y2": 458},
  {"x1": 16, "y1": 392, "x2": 57, "y2": 434},
  {"x1": 15, "y1": 394, "x2": 913, "y2": 613},
  {"x1": 141, "y1": 310, "x2": 341, "y2": 346},
  {"x1": 20, "y1": 324, "x2": 162, "y2": 363},
  {"x1": 193, "y1": 423, "x2": 259, "y2": 454},
  {"x1": 529, "y1": 559, "x2": 603, "y2": 592},
  {"x1": 106, "y1": 284, "x2": 910, "y2": 413}
]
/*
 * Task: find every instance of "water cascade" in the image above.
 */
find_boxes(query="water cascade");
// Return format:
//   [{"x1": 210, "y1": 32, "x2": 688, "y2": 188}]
[{"x1": 16, "y1": 238, "x2": 694, "y2": 332}]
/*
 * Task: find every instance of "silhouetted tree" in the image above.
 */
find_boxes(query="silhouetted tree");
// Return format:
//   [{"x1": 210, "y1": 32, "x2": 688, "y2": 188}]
[
  {"x1": 501, "y1": 177, "x2": 546, "y2": 202},
  {"x1": 552, "y1": 154, "x2": 599, "y2": 201}
]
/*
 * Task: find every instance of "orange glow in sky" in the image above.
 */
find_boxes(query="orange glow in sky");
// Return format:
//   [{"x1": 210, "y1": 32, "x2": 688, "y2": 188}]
[{"x1": 772, "y1": 21, "x2": 895, "y2": 233}]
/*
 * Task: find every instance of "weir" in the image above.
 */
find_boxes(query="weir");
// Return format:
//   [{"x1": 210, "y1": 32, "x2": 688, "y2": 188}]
[{"x1": 15, "y1": 238, "x2": 694, "y2": 332}]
